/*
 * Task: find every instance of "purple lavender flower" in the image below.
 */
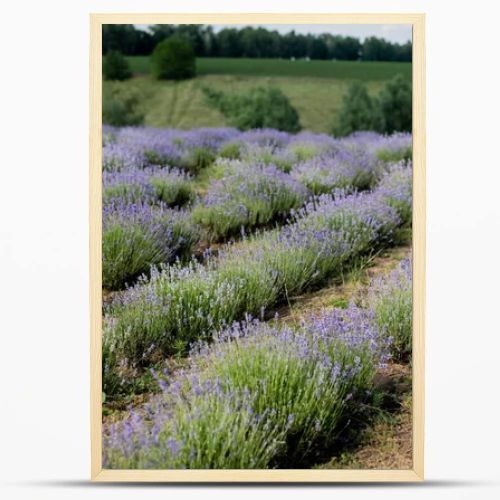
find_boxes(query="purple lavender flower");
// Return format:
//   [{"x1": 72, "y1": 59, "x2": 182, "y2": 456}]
[
  {"x1": 193, "y1": 160, "x2": 309, "y2": 240},
  {"x1": 103, "y1": 167, "x2": 194, "y2": 207},
  {"x1": 102, "y1": 201, "x2": 199, "y2": 289}
]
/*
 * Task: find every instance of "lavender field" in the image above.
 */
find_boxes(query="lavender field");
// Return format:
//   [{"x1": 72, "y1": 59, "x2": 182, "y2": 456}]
[{"x1": 101, "y1": 126, "x2": 413, "y2": 469}]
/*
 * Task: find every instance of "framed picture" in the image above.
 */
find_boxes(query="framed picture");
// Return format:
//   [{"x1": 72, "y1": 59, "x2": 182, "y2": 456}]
[{"x1": 90, "y1": 13, "x2": 425, "y2": 482}]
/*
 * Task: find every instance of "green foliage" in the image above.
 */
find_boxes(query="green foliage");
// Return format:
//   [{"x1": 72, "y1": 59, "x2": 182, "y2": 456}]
[
  {"x1": 203, "y1": 86, "x2": 301, "y2": 132},
  {"x1": 362, "y1": 37, "x2": 412, "y2": 62},
  {"x1": 103, "y1": 24, "x2": 155, "y2": 56},
  {"x1": 103, "y1": 50, "x2": 132, "y2": 81},
  {"x1": 149, "y1": 176, "x2": 194, "y2": 206},
  {"x1": 376, "y1": 145, "x2": 412, "y2": 164},
  {"x1": 332, "y1": 74, "x2": 412, "y2": 136},
  {"x1": 102, "y1": 83, "x2": 144, "y2": 126},
  {"x1": 151, "y1": 37, "x2": 196, "y2": 80},
  {"x1": 329, "y1": 298, "x2": 349, "y2": 309},
  {"x1": 378, "y1": 74, "x2": 412, "y2": 133},
  {"x1": 332, "y1": 82, "x2": 382, "y2": 137},
  {"x1": 181, "y1": 147, "x2": 215, "y2": 174},
  {"x1": 218, "y1": 142, "x2": 242, "y2": 160}
]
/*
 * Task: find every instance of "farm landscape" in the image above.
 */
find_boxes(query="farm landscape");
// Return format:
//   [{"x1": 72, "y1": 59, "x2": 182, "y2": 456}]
[{"x1": 100, "y1": 24, "x2": 414, "y2": 470}]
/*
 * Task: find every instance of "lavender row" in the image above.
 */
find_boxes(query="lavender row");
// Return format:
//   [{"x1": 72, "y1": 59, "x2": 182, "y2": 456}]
[
  {"x1": 103, "y1": 163, "x2": 412, "y2": 395},
  {"x1": 192, "y1": 133, "x2": 411, "y2": 240},
  {"x1": 102, "y1": 130, "x2": 411, "y2": 286},
  {"x1": 366, "y1": 256, "x2": 413, "y2": 359},
  {"x1": 103, "y1": 255, "x2": 412, "y2": 469},
  {"x1": 103, "y1": 126, "x2": 411, "y2": 176},
  {"x1": 193, "y1": 161, "x2": 309, "y2": 241},
  {"x1": 102, "y1": 202, "x2": 199, "y2": 290},
  {"x1": 103, "y1": 167, "x2": 194, "y2": 208}
]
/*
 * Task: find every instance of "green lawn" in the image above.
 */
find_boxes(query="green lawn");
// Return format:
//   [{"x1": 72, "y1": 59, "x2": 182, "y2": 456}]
[
  {"x1": 126, "y1": 56, "x2": 411, "y2": 82},
  {"x1": 107, "y1": 57, "x2": 410, "y2": 134}
]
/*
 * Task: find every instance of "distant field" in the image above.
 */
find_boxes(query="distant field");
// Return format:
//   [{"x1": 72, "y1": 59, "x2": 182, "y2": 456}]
[
  {"x1": 126, "y1": 56, "x2": 412, "y2": 82},
  {"x1": 106, "y1": 57, "x2": 410, "y2": 133}
]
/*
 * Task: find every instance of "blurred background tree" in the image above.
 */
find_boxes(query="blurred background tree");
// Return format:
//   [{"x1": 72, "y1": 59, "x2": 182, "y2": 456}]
[
  {"x1": 103, "y1": 50, "x2": 132, "y2": 81},
  {"x1": 102, "y1": 24, "x2": 412, "y2": 62},
  {"x1": 332, "y1": 74, "x2": 411, "y2": 136},
  {"x1": 102, "y1": 84, "x2": 144, "y2": 126},
  {"x1": 203, "y1": 86, "x2": 301, "y2": 132},
  {"x1": 151, "y1": 36, "x2": 196, "y2": 80},
  {"x1": 378, "y1": 74, "x2": 412, "y2": 133},
  {"x1": 332, "y1": 82, "x2": 382, "y2": 136}
]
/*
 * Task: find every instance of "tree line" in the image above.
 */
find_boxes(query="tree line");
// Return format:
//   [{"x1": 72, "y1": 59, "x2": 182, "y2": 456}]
[{"x1": 103, "y1": 24, "x2": 412, "y2": 62}]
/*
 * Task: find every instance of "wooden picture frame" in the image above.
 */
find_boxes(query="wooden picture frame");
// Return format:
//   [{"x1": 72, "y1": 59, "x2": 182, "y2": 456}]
[{"x1": 90, "y1": 12, "x2": 425, "y2": 482}]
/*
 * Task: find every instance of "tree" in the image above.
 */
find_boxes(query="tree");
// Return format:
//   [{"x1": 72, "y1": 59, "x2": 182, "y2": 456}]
[
  {"x1": 102, "y1": 83, "x2": 144, "y2": 126},
  {"x1": 332, "y1": 82, "x2": 382, "y2": 137},
  {"x1": 332, "y1": 75, "x2": 412, "y2": 136},
  {"x1": 216, "y1": 28, "x2": 243, "y2": 57},
  {"x1": 378, "y1": 74, "x2": 412, "y2": 133},
  {"x1": 203, "y1": 86, "x2": 301, "y2": 132},
  {"x1": 328, "y1": 36, "x2": 361, "y2": 60},
  {"x1": 102, "y1": 24, "x2": 154, "y2": 56},
  {"x1": 151, "y1": 37, "x2": 196, "y2": 80},
  {"x1": 103, "y1": 50, "x2": 132, "y2": 81}
]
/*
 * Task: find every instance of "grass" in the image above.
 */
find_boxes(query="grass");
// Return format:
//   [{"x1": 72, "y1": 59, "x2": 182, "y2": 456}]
[
  {"x1": 105, "y1": 75, "x2": 384, "y2": 134},
  {"x1": 276, "y1": 243, "x2": 411, "y2": 327},
  {"x1": 316, "y1": 366, "x2": 412, "y2": 470},
  {"x1": 105, "y1": 57, "x2": 410, "y2": 133},
  {"x1": 127, "y1": 57, "x2": 411, "y2": 82}
]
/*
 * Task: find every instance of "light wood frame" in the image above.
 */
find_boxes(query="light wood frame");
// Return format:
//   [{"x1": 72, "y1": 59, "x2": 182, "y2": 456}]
[{"x1": 90, "y1": 12, "x2": 425, "y2": 482}]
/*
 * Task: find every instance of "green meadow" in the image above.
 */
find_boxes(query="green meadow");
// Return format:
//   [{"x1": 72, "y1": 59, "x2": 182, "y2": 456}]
[{"x1": 106, "y1": 57, "x2": 411, "y2": 134}]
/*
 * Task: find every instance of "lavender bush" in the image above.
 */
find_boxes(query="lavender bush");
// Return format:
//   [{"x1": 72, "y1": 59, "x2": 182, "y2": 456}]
[
  {"x1": 291, "y1": 147, "x2": 377, "y2": 195},
  {"x1": 193, "y1": 160, "x2": 309, "y2": 240},
  {"x1": 339, "y1": 131, "x2": 412, "y2": 165},
  {"x1": 103, "y1": 167, "x2": 194, "y2": 208},
  {"x1": 103, "y1": 163, "x2": 411, "y2": 392},
  {"x1": 102, "y1": 127, "x2": 411, "y2": 177},
  {"x1": 102, "y1": 202, "x2": 199, "y2": 290},
  {"x1": 103, "y1": 127, "x2": 239, "y2": 173},
  {"x1": 103, "y1": 305, "x2": 390, "y2": 469},
  {"x1": 367, "y1": 256, "x2": 413, "y2": 359}
]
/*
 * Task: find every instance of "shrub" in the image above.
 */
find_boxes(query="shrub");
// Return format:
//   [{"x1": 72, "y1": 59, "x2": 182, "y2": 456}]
[
  {"x1": 193, "y1": 161, "x2": 309, "y2": 241},
  {"x1": 203, "y1": 86, "x2": 301, "y2": 132},
  {"x1": 102, "y1": 202, "x2": 199, "y2": 290},
  {"x1": 103, "y1": 305, "x2": 389, "y2": 468},
  {"x1": 180, "y1": 146, "x2": 215, "y2": 174},
  {"x1": 367, "y1": 257, "x2": 412, "y2": 360},
  {"x1": 378, "y1": 74, "x2": 412, "y2": 134},
  {"x1": 332, "y1": 75, "x2": 412, "y2": 137},
  {"x1": 103, "y1": 50, "x2": 132, "y2": 81},
  {"x1": 218, "y1": 142, "x2": 242, "y2": 159},
  {"x1": 151, "y1": 37, "x2": 196, "y2": 80},
  {"x1": 291, "y1": 147, "x2": 377, "y2": 195},
  {"x1": 332, "y1": 82, "x2": 382, "y2": 137},
  {"x1": 102, "y1": 83, "x2": 144, "y2": 126},
  {"x1": 103, "y1": 167, "x2": 194, "y2": 207}
]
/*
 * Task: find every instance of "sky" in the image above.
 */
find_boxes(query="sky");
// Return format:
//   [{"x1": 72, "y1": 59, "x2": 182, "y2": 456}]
[{"x1": 135, "y1": 24, "x2": 412, "y2": 44}]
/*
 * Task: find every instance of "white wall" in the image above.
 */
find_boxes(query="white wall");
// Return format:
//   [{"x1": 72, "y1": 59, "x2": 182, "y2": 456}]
[{"x1": 1, "y1": 1, "x2": 499, "y2": 498}]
